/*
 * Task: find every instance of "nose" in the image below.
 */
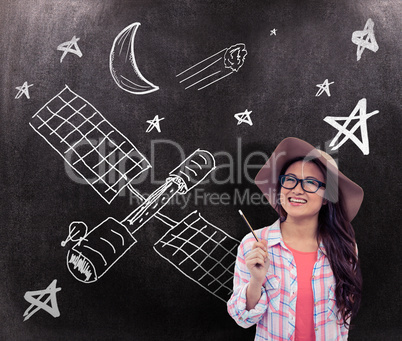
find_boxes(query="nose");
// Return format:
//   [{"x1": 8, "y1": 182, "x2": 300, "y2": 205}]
[{"x1": 292, "y1": 180, "x2": 305, "y2": 194}]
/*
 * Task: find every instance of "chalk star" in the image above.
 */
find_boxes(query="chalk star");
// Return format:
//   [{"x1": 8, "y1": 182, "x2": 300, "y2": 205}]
[
  {"x1": 57, "y1": 35, "x2": 83, "y2": 63},
  {"x1": 15, "y1": 81, "x2": 33, "y2": 99},
  {"x1": 270, "y1": 29, "x2": 278, "y2": 36},
  {"x1": 234, "y1": 109, "x2": 253, "y2": 126},
  {"x1": 324, "y1": 98, "x2": 379, "y2": 155},
  {"x1": 146, "y1": 115, "x2": 165, "y2": 133},
  {"x1": 315, "y1": 79, "x2": 334, "y2": 97},
  {"x1": 23, "y1": 279, "x2": 61, "y2": 321},
  {"x1": 351, "y1": 18, "x2": 379, "y2": 61}
]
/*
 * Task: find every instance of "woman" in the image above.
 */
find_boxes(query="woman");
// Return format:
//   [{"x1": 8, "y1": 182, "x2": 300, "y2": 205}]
[{"x1": 227, "y1": 137, "x2": 363, "y2": 341}]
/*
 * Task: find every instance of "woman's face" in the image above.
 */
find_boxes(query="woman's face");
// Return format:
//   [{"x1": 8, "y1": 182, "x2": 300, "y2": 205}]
[{"x1": 279, "y1": 160, "x2": 326, "y2": 221}]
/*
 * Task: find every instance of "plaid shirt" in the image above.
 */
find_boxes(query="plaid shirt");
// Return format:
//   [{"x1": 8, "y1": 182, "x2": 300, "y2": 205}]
[{"x1": 227, "y1": 219, "x2": 349, "y2": 341}]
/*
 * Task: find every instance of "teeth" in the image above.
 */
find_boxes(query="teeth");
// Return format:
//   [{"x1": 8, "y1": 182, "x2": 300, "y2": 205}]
[{"x1": 289, "y1": 198, "x2": 307, "y2": 203}]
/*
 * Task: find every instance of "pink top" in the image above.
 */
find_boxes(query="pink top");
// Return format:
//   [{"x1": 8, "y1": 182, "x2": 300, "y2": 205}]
[{"x1": 285, "y1": 243, "x2": 317, "y2": 341}]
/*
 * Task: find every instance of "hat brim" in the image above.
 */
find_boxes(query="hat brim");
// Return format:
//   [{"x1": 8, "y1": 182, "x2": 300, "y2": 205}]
[{"x1": 255, "y1": 137, "x2": 364, "y2": 222}]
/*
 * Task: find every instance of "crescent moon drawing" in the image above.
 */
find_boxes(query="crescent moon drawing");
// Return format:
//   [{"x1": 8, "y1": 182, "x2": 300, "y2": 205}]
[{"x1": 109, "y1": 23, "x2": 159, "y2": 95}]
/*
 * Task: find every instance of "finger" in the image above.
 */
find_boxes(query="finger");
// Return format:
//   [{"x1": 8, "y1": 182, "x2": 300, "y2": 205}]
[
  {"x1": 246, "y1": 258, "x2": 268, "y2": 271},
  {"x1": 252, "y1": 246, "x2": 269, "y2": 259},
  {"x1": 252, "y1": 241, "x2": 267, "y2": 252},
  {"x1": 246, "y1": 248, "x2": 267, "y2": 261},
  {"x1": 246, "y1": 251, "x2": 268, "y2": 264}
]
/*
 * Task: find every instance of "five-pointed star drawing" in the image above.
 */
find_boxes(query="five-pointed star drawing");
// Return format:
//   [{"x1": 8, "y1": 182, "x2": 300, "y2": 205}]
[
  {"x1": 15, "y1": 81, "x2": 33, "y2": 99},
  {"x1": 57, "y1": 35, "x2": 83, "y2": 63},
  {"x1": 234, "y1": 109, "x2": 253, "y2": 126},
  {"x1": 270, "y1": 29, "x2": 278, "y2": 36},
  {"x1": 23, "y1": 279, "x2": 61, "y2": 321},
  {"x1": 315, "y1": 79, "x2": 334, "y2": 97},
  {"x1": 146, "y1": 115, "x2": 165, "y2": 133},
  {"x1": 324, "y1": 98, "x2": 379, "y2": 155},
  {"x1": 351, "y1": 18, "x2": 379, "y2": 61}
]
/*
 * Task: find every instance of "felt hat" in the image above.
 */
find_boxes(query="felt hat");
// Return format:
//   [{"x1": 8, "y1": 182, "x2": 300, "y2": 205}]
[{"x1": 255, "y1": 137, "x2": 364, "y2": 222}]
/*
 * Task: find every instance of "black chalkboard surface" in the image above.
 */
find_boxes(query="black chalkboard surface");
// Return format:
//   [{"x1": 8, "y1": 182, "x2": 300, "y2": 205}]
[{"x1": 1, "y1": 0, "x2": 401, "y2": 340}]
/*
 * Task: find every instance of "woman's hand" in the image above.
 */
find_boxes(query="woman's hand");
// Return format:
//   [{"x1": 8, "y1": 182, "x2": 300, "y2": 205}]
[
  {"x1": 245, "y1": 240, "x2": 270, "y2": 310},
  {"x1": 245, "y1": 240, "x2": 270, "y2": 285}
]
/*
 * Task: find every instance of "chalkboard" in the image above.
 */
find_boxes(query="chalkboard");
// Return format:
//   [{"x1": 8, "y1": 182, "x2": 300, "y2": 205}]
[{"x1": 1, "y1": 0, "x2": 401, "y2": 340}]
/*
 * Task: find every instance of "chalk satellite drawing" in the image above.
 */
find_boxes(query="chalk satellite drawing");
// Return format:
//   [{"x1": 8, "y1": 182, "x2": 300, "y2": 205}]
[
  {"x1": 176, "y1": 43, "x2": 248, "y2": 90},
  {"x1": 15, "y1": 81, "x2": 33, "y2": 99},
  {"x1": 109, "y1": 23, "x2": 160, "y2": 95},
  {"x1": 66, "y1": 216, "x2": 138, "y2": 283},
  {"x1": 29, "y1": 85, "x2": 151, "y2": 204},
  {"x1": 234, "y1": 109, "x2": 253, "y2": 126},
  {"x1": 65, "y1": 150, "x2": 218, "y2": 282},
  {"x1": 154, "y1": 211, "x2": 240, "y2": 303},
  {"x1": 124, "y1": 150, "x2": 216, "y2": 231},
  {"x1": 315, "y1": 79, "x2": 334, "y2": 97},
  {"x1": 352, "y1": 18, "x2": 379, "y2": 61},
  {"x1": 324, "y1": 98, "x2": 379, "y2": 155},
  {"x1": 57, "y1": 36, "x2": 83, "y2": 63},
  {"x1": 23, "y1": 280, "x2": 61, "y2": 321},
  {"x1": 146, "y1": 115, "x2": 165, "y2": 133},
  {"x1": 61, "y1": 221, "x2": 88, "y2": 247},
  {"x1": 31, "y1": 86, "x2": 240, "y2": 302}
]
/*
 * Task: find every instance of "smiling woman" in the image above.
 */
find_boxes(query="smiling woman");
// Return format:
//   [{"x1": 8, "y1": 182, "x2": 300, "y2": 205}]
[
  {"x1": 227, "y1": 137, "x2": 364, "y2": 341},
  {"x1": 278, "y1": 161, "x2": 327, "y2": 225}
]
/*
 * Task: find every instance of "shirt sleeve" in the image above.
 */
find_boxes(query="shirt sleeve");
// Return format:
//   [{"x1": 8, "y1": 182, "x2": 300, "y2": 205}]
[{"x1": 227, "y1": 234, "x2": 269, "y2": 328}]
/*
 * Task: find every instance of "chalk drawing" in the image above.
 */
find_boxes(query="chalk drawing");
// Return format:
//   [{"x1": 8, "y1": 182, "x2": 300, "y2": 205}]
[
  {"x1": 66, "y1": 217, "x2": 137, "y2": 283},
  {"x1": 30, "y1": 87, "x2": 238, "y2": 301},
  {"x1": 176, "y1": 43, "x2": 247, "y2": 90},
  {"x1": 234, "y1": 109, "x2": 253, "y2": 126},
  {"x1": 57, "y1": 36, "x2": 83, "y2": 63},
  {"x1": 315, "y1": 79, "x2": 334, "y2": 97},
  {"x1": 61, "y1": 221, "x2": 88, "y2": 247},
  {"x1": 124, "y1": 149, "x2": 216, "y2": 232},
  {"x1": 351, "y1": 18, "x2": 379, "y2": 61},
  {"x1": 23, "y1": 279, "x2": 61, "y2": 321},
  {"x1": 270, "y1": 29, "x2": 278, "y2": 36},
  {"x1": 110, "y1": 23, "x2": 159, "y2": 95},
  {"x1": 30, "y1": 85, "x2": 151, "y2": 204},
  {"x1": 146, "y1": 115, "x2": 165, "y2": 133},
  {"x1": 154, "y1": 210, "x2": 240, "y2": 303},
  {"x1": 66, "y1": 150, "x2": 217, "y2": 283},
  {"x1": 324, "y1": 98, "x2": 379, "y2": 155},
  {"x1": 15, "y1": 81, "x2": 33, "y2": 99}
]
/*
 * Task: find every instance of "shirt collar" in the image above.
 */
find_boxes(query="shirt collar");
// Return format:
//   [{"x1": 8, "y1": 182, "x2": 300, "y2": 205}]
[
  {"x1": 266, "y1": 219, "x2": 327, "y2": 257},
  {"x1": 266, "y1": 219, "x2": 283, "y2": 247}
]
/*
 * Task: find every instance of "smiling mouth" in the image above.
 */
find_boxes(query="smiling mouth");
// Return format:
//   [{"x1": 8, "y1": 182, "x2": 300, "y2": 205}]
[{"x1": 289, "y1": 198, "x2": 307, "y2": 204}]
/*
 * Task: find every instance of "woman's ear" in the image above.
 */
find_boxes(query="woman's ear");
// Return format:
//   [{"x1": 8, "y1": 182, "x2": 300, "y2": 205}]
[{"x1": 322, "y1": 199, "x2": 328, "y2": 205}]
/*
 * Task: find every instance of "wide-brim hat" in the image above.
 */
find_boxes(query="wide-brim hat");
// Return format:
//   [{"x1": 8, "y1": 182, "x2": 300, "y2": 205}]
[{"x1": 255, "y1": 137, "x2": 364, "y2": 222}]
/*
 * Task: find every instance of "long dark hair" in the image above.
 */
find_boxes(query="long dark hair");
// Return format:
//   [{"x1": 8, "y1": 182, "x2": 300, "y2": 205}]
[{"x1": 275, "y1": 157, "x2": 362, "y2": 328}]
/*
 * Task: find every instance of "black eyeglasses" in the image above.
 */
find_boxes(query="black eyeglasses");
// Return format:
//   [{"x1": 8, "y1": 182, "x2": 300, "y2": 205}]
[{"x1": 279, "y1": 175, "x2": 326, "y2": 193}]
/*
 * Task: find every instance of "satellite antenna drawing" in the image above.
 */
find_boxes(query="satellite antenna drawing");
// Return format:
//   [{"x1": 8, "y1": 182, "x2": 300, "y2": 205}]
[{"x1": 31, "y1": 86, "x2": 240, "y2": 302}]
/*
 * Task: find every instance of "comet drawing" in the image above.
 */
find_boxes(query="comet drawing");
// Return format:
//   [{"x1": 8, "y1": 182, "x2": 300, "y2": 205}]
[
  {"x1": 109, "y1": 23, "x2": 159, "y2": 95},
  {"x1": 176, "y1": 43, "x2": 248, "y2": 90}
]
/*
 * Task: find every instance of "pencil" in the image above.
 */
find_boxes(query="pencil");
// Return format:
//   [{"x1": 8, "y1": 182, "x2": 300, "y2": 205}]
[{"x1": 238, "y1": 210, "x2": 259, "y2": 242}]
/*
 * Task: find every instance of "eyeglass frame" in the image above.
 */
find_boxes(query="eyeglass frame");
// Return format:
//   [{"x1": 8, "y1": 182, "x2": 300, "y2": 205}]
[{"x1": 278, "y1": 174, "x2": 326, "y2": 193}]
